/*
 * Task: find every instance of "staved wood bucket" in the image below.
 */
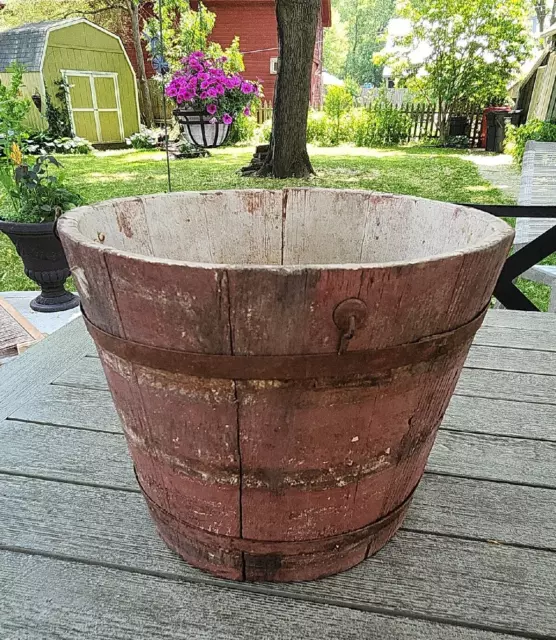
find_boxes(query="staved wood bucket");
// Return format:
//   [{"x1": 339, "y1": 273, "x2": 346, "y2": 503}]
[{"x1": 58, "y1": 189, "x2": 513, "y2": 582}]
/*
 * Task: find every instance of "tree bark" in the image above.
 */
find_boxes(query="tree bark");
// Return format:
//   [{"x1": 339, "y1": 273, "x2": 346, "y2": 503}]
[
  {"x1": 257, "y1": 0, "x2": 321, "y2": 178},
  {"x1": 127, "y1": 0, "x2": 154, "y2": 126}
]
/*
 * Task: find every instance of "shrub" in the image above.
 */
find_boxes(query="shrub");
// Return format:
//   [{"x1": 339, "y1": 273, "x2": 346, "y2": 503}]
[
  {"x1": 324, "y1": 86, "x2": 354, "y2": 145},
  {"x1": 25, "y1": 131, "x2": 92, "y2": 155},
  {"x1": 0, "y1": 63, "x2": 31, "y2": 152},
  {"x1": 226, "y1": 113, "x2": 257, "y2": 145},
  {"x1": 0, "y1": 149, "x2": 82, "y2": 223},
  {"x1": 127, "y1": 127, "x2": 160, "y2": 150},
  {"x1": 505, "y1": 120, "x2": 556, "y2": 165},
  {"x1": 353, "y1": 100, "x2": 412, "y2": 147},
  {"x1": 45, "y1": 79, "x2": 73, "y2": 139},
  {"x1": 255, "y1": 119, "x2": 272, "y2": 144}
]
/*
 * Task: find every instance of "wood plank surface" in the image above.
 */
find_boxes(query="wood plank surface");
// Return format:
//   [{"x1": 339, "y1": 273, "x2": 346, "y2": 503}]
[
  {"x1": 482, "y1": 309, "x2": 556, "y2": 331},
  {"x1": 0, "y1": 421, "x2": 134, "y2": 490},
  {"x1": 444, "y1": 395, "x2": 556, "y2": 441},
  {"x1": 12, "y1": 369, "x2": 556, "y2": 444},
  {"x1": 0, "y1": 319, "x2": 92, "y2": 422},
  {"x1": 429, "y1": 430, "x2": 556, "y2": 488},
  {"x1": 52, "y1": 352, "x2": 556, "y2": 407},
  {"x1": 465, "y1": 344, "x2": 556, "y2": 376},
  {"x1": 0, "y1": 551, "x2": 522, "y2": 640},
  {"x1": 456, "y1": 367, "x2": 556, "y2": 404},
  {"x1": 8, "y1": 385, "x2": 121, "y2": 432},
  {"x1": 473, "y1": 324, "x2": 556, "y2": 352},
  {"x1": 2, "y1": 473, "x2": 555, "y2": 581}
]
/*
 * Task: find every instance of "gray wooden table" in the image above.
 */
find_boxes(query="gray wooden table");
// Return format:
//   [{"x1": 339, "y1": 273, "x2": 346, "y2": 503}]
[{"x1": 1, "y1": 310, "x2": 556, "y2": 640}]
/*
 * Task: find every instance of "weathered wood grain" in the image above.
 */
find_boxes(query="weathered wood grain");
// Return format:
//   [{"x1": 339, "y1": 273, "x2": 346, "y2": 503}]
[
  {"x1": 0, "y1": 420, "x2": 134, "y2": 490},
  {"x1": 53, "y1": 353, "x2": 556, "y2": 407},
  {"x1": 8, "y1": 385, "x2": 121, "y2": 432},
  {"x1": 0, "y1": 319, "x2": 92, "y2": 422},
  {"x1": 473, "y1": 324, "x2": 556, "y2": 352},
  {"x1": 465, "y1": 344, "x2": 556, "y2": 375},
  {"x1": 456, "y1": 368, "x2": 556, "y2": 405},
  {"x1": 482, "y1": 308, "x2": 556, "y2": 331},
  {"x1": 0, "y1": 550, "x2": 522, "y2": 640},
  {"x1": 429, "y1": 430, "x2": 556, "y2": 488},
  {"x1": 443, "y1": 395, "x2": 556, "y2": 441},
  {"x1": 2, "y1": 473, "x2": 555, "y2": 582}
]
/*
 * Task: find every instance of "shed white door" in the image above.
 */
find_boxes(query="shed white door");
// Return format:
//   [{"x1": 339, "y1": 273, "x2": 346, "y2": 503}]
[{"x1": 63, "y1": 71, "x2": 125, "y2": 143}]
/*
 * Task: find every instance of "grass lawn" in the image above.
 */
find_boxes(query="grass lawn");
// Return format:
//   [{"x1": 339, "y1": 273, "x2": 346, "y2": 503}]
[{"x1": 1, "y1": 144, "x2": 551, "y2": 310}]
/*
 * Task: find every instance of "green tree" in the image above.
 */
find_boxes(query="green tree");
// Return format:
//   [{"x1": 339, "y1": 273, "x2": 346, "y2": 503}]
[
  {"x1": 323, "y1": 9, "x2": 348, "y2": 78},
  {"x1": 0, "y1": 64, "x2": 31, "y2": 151},
  {"x1": 324, "y1": 85, "x2": 353, "y2": 144},
  {"x1": 379, "y1": 0, "x2": 532, "y2": 140},
  {"x1": 326, "y1": 0, "x2": 395, "y2": 85},
  {"x1": 533, "y1": 0, "x2": 556, "y2": 32},
  {"x1": 143, "y1": 0, "x2": 244, "y2": 73}
]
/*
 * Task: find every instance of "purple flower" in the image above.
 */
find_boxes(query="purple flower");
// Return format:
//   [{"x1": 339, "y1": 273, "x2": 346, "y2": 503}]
[
  {"x1": 222, "y1": 113, "x2": 233, "y2": 125},
  {"x1": 206, "y1": 103, "x2": 218, "y2": 115},
  {"x1": 207, "y1": 87, "x2": 218, "y2": 98},
  {"x1": 243, "y1": 107, "x2": 251, "y2": 116},
  {"x1": 241, "y1": 82, "x2": 253, "y2": 94},
  {"x1": 200, "y1": 91, "x2": 209, "y2": 100}
]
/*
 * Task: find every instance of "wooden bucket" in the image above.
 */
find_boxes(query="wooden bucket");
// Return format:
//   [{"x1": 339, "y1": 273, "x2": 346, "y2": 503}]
[{"x1": 58, "y1": 189, "x2": 513, "y2": 582}]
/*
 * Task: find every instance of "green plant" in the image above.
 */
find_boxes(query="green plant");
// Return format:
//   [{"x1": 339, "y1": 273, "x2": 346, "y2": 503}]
[
  {"x1": 0, "y1": 63, "x2": 31, "y2": 152},
  {"x1": 127, "y1": 127, "x2": 160, "y2": 150},
  {"x1": 324, "y1": 86, "x2": 354, "y2": 145},
  {"x1": 353, "y1": 98, "x2": 412, "y2": 146},
  {"x1": 226, "y1": 114, "x2": 257, "y2": 145},
  {"x1": 45, "y1": 79, "x2": 73, "y2": 138},
  {"x1": 505, "y1": 120, "x2": 556, "y2": 165},
  {"x1": 25, "y1": 131, "x2": 92, "y2": 155},
  {"x1": 378, "y1": 0, "x2": 532, "y2": 141},
  {"x1": 1, "y1": 151, "x2": 83, "y2": 223},
  {"x1": 255, "y1": 119, "x2": 273, "y2": 144}
]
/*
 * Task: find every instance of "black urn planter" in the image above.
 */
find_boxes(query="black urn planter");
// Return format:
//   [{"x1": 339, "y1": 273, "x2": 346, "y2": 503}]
[
  {"x1": 0, "y1": 219, "x2": 79, "y2": 313},
  {"x1": 174, "y1": 108, "x2": 231, "y2": 149}
]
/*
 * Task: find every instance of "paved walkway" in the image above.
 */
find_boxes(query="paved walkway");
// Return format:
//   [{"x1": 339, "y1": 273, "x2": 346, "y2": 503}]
[{"x1": 465, "y1": 152, "x2": 521, "y2": 202}]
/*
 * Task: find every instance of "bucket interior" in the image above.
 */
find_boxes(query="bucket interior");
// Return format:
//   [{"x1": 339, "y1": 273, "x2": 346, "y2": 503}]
[{"x1": 74, "y1": 189, "x2": 510, "y2": 267}]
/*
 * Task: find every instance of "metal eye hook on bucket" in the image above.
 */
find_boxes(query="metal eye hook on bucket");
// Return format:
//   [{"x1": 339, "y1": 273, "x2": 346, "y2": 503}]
[{"x1": 334, "y1": 298, "x2": 368, "y2": 355}]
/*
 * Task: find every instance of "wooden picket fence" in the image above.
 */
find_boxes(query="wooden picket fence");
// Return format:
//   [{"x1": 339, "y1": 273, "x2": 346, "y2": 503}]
[
  {"x1": 378, "y1": 103, "x2": 485, "y2": 147},
  {"x1": 255, "y1": 100, "x2": 486, "y2": 148},
  {"x1": 256, "y1": 100, "x2": 273, "y2": 124}
]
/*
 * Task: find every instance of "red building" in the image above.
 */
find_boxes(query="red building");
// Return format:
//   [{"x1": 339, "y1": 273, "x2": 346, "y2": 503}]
[
  {"x1": 117, "y1": 1, "x2": 331, "y2": 108},
  {"x1": 194, "y1": 0, "x2": 332, "y2": 106}
]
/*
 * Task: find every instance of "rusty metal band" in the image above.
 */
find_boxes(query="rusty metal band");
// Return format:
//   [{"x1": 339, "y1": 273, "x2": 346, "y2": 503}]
[
  {"x1": 83, "y1": 306, "x2": 487, "y2": 381},
  {"x1": 135, "y1": 465, "x2": 417, "y2": 555}
]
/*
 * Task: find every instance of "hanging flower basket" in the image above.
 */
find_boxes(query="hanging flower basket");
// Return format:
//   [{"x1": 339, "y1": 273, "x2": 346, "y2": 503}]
[
  {"x1": 166, "y1": 51, "x2": 262, "y2": 149},
  {"x1": 174, "y1": 108, "x2": 231, "y2": 149}
]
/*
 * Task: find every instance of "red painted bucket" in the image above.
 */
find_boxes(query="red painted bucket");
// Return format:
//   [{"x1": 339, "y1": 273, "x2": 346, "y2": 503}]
[{"x1": 58, "y1": 189, "x2": 513, "y2": 581}]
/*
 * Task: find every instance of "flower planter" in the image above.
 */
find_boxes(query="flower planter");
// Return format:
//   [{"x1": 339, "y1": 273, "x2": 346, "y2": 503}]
[
  {"x1": 58, "y1": 189, "x2": 513, "y2": 582},
  {"x1": 174, "y1": 108, "x2": 230, "y2": 149},
  {"x1": 0, "y1": 219, "x2": 79, "y2": 312}
]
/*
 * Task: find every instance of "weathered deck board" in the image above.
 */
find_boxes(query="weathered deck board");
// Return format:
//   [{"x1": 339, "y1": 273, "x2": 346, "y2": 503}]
[
  {"x1": 0, "y1": 550, "x2": 522, "y2": 640},
  {"x1": 0, "y1": 319, "x2": 91, "y2": 422},
  {"x1": 10, "y1": 378, "x2": 556, "y2": 444},
  {"x1": 2, "y1": 311, "x2": 556, "y2": 639},
  {"x1": 8, "y1": 385, "x2": 120, "y2": 432},
  {"x1": 1, "y1": 473, "x2": 554, "y2": 585},
  {"x1": 443, "y1": 395, "x2": 556, "y2": 441},
  {"x1": 2, "y1": 417, "x2": 555, "y2": 491},
  {"x1": 430, "y1": 430, "x2": 556, "y2": 488},
  {"x1": 50, "y1": 350, "x2": 556, "y2": 407},
  {"x1": 466, "y1": 344, "x2": 556, "y2": 376},
  {"x1": 456, "y1": 368, "x2": 556, "y2": 405},
  {"x1": 473, "y1": 325, "x2": 556, "y2": 352},
  {"x1": 0, "y1": 421, "x2": 134, "y2": 490}
]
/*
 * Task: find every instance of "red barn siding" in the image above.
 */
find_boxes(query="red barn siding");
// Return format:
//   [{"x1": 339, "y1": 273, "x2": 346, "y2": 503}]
[{"x1": 194, "y1": 0, "x2": 327, "y2": 106}]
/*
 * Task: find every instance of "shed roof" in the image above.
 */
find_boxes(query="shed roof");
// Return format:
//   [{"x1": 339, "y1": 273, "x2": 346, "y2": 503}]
[{"x1": 0, "y1": 19, "x2": 83, "y2": 72}]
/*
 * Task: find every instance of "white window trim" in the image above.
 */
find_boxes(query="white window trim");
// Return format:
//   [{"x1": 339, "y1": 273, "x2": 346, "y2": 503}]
[{"x1": 62, "y1": 70, "x2": 125, "y2": 143}]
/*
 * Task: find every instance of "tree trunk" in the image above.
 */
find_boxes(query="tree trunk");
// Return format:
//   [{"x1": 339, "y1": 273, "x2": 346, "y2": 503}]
[
  {"x1": 128, "y1": 0, "x2": 154, "y2": 126},
  {"x1": 257, "y1": 0, "x2": 321, "y2": 178}
]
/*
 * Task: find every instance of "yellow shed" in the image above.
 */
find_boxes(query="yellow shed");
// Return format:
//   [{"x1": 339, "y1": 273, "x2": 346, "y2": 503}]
[{"x1": 0, "y1": 18, "x2": 140, "y2": 143}]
